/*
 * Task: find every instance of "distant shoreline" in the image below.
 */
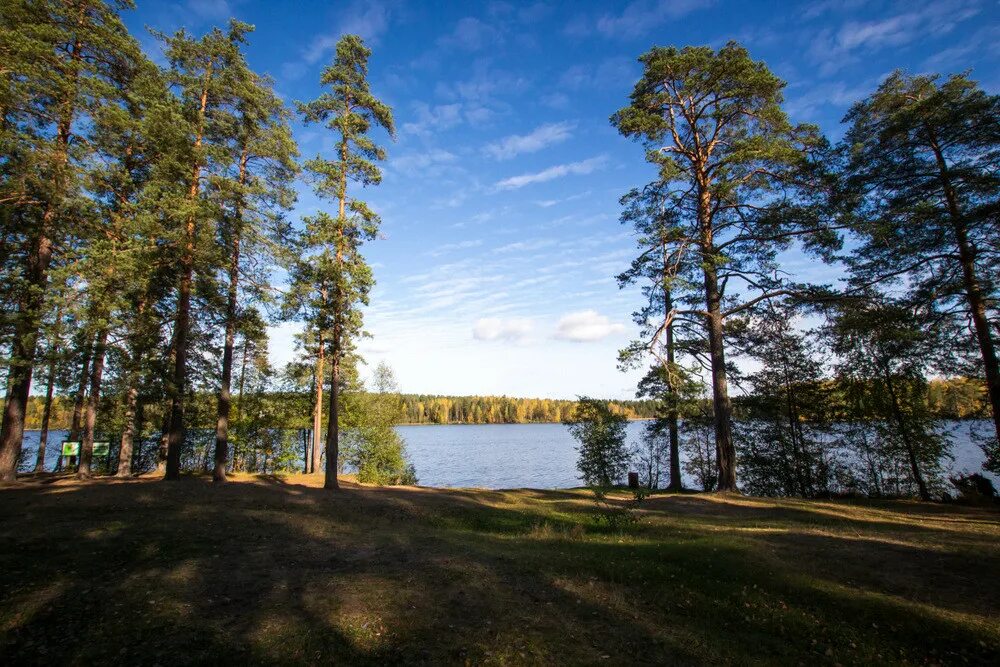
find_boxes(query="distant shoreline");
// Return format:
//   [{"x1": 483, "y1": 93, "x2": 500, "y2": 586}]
[{"x1": 20, "y1": 419, "x2": 656, "y2": 434}]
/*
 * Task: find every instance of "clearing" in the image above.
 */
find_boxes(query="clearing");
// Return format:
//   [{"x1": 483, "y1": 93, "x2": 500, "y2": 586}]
[{"x1": 1, "y1": 474, "x2": 998, "y2": 664}]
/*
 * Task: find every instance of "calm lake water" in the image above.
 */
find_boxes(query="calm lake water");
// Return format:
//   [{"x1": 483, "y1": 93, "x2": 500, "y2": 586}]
[{"x1": 19, "y1": 420, "x2": 997, "y2": 490}]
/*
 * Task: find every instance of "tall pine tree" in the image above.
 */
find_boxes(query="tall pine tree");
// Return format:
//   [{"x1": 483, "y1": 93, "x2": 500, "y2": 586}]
[
  {"x1": 295, "y1": 35, "x2": 394, "y2": 490},
  {"x1": 612, "y1": 42, "x2": 837, "y2": 491}
]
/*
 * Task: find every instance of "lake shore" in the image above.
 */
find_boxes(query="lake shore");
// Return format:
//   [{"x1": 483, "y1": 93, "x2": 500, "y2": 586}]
[{"x1": 1, "y1": 473, "x2": 998, "y2": 664}]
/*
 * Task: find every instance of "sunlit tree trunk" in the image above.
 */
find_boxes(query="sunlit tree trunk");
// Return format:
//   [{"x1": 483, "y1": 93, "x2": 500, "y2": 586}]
[
  {"x1": 34, "y1": 355, "x2": 58, "y2": 474},
  {"x1": 312, "y1": 330, "x2": 324, "y2": 474},
  {"x1": 214, "y1": 146, "x2": 248, "y2": 483},
  {"x1": 166, "y1": 63, "x2": 212, "y2": 481},
  {"x1": 78, "y1": 326, "x2": 108, "y2": 478}
]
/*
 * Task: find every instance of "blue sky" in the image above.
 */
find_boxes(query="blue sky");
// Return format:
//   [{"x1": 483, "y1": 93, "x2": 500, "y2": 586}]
[{"x1": 125, "y1": 0, "x2": 1000, "y2": 400}]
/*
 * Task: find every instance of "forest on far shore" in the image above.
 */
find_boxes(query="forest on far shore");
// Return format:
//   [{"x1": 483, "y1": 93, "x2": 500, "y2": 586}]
[{"x1": 21, "y1": 376, "x2": 988, "y2": 431}]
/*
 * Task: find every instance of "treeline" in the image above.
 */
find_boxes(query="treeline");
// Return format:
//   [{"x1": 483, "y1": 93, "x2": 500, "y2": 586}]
[
  {"x1": 21, "y1": 393, "x2": 660, "y2": 430},
  {"x1": 399, "y1": 395, "x2": 657, "y2": 424},
  {"x1": 21, "y1": 377, "x2": 986, "y2": 432}
]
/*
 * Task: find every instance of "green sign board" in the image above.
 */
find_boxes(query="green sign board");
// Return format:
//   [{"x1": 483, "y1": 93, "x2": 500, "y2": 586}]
[
  {"x1": 61, "y1": 441, "x2": 80, "y2": 457},
  {"x1": 93, "y1": 442, "x2": 110, "y2": 457}
]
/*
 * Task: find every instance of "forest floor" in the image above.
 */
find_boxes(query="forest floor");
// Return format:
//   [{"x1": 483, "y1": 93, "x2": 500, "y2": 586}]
[{"x1": 1, "y1": 473, "x2": 998, "y2": 665}]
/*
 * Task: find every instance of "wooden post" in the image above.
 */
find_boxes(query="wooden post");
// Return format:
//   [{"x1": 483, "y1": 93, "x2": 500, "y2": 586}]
[{"x1": 628, "y1": 472, "x2": 639, "y2": 489}]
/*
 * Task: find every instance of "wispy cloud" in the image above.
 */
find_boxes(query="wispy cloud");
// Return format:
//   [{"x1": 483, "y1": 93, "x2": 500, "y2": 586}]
[
  {"x1": 493, "y1": 239, "x2": 557, "y2": 254},
  {"x1": 298, "y1": 0, "x2": 393, "y2": 69},
  {"x1": 185, "y1": 0, "x2": 235, "y2": 21},
  {"x1": 568, "y1": 0, "x2": 715, "y2": 39},
  {"x1": 401, "y1": 102, "x2": 463, "y2": 137},
  {"x1": 534, "y1": 190, "x2": 591, "y2": 208},
  {"x1": 494, "y1": 156, "x2": 606, "y2": 191},
  {"x1": 553, "y1": 310, "x2": 625, "y2": 342},
  {"x1": 427, "y1": 239, "x2": 483, "y2": 257},
  {"x1": 437, "y1": 17, "x2": 502, "y2": 51},
  {"x1": 806, "y1": 0, "x2": 981, "y2": 75},
  {"x1": 391, "y1": 148, "x2": 459, "y2": 176},
  {"x1": 483, "y1": 122, "x2": 575, "y2": 160},
  {"x1": 472, "y1": 317, "x2": 533, "y2": 343},
  {"x1": 559, "y1": 57, "x2": 637, "y2": 91}
]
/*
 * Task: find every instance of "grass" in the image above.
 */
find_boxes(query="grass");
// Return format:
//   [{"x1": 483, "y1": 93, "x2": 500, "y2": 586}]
[{"x1": 1, "y1": 473, "x2": 998, "y2": 665}]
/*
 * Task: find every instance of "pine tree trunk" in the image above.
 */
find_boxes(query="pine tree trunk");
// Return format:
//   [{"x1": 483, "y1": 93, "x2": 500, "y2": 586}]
[
  {"x1": 214, "y1": 147, "x2": 248, "y2": 483},
  {"x1": 155, "y1": 406, "x2": 169, "y2": 474},
  {"x1": 166, "y1": 63, "x2": 212, "y2": 481},
  {"x1": 925, "y1": 130, "x2": 1000, "y2": 450},
  {"x1": 34, "y1": 352, "x2": 58, "y2": 473},
  {"x1": 68, "y1": 336, "x2": 93, "y2": 442},
  {"x1": 881, "y1": 366, "x2": 930, "y2": 501},
  {"x1": 116, "y1": 382, "x2": 139, "y2": 477},
  {"x1": 78, "y1": 326, "x2": 108, "y2": 478},
  {"x1": 312, "y1": 330, "x2": 324, "y2": 474},
  {"x1": 664, "y1": 289, "x2": 682, "y2": 492},
  {"x1": 698, "y1": 182, "x2": 736, "y2": 492},
  {"x1": 231, "y1": 337, "x2": 249, "y2": 473},
  {"x1": 324, "y1": 346, "x2": 340, "y2": 489},
  {"x1": 322, "y1": 129, "x2": 350, "y2": 491},
  {"x1": 0, "y1": 16, "x2": 82, "y2": 482}
]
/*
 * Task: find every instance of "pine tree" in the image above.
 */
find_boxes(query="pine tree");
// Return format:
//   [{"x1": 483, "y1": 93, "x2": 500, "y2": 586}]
[
  {"x1": 212, "y1": 62, "x2": 297, "y2": 483},
  {"x1": 617, "y1": 182, "x2": 702, "y2": 491},
  {"x1": 157, "y1": 20, "x2": 253, "y2": 480},
  {"x1": 295, "y1": 35, "x2": 395, "y2": 490},
  {"x1": 736, "y1": 304, "x2": 835, "y2": 497},
  {"x1": 841, "y1": 71, "x2": 1000, "y2": 465},
  {"x1": 0, "y1": 0, "x2": 141, "y2": 481},
  {"x1": 612, "y1": 42, "x2": 838, "y2": 491},
  {"x1": 826, "y1": 297, "x2": 950, "y2": 500}
]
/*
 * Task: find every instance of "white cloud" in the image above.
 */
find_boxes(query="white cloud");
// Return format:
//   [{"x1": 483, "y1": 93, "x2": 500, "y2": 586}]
[
  {"x1": 391, "y1": 148, "x2": 458, "y2": 175},
  {"x1": 534, "y1": 190, "x2": 591, "y2": 208},
  {"x1": 806, "y1": 0, "x2": 981, "y2": 75},
  {"x1": 401, "y1": 102, "x2": 463, "y2": 137},
  {"x1": 473, "y1": 317, "x2": 533, "y2": 343},
  {"x1": 185, "y1": 0, "x2": 233, "y2": 20},
  {"x1": 427, "y1": 239, "x2": 483, "y2": 257},
  {"x1": 559, "y1": 57, "x2": 636, "y2": 91},
  {"x1": 493, "y1": 238, "x2": 557, "y2": 253},
  {"x1": 568, "y1": 0, "x2": 714, "y2": 39},
  {"x1": 495, "y1": 156, "x2": 606, "y2": 190},
  {"x1": 438, "y1": 17, "x2": 502, "y2": 51},
  {"x1": 553, "y1": 310, "x2": 624, "y2": 342},
  {"x1": 484, "y1": 122, "x2": 574, "y2": 160},
  {"x1": 300, "y1": 0, "x2": 392, "y2": 67}
]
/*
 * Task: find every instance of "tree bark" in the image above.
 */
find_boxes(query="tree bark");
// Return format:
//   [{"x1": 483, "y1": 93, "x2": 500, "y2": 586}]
[
  {"x1": 34, "y1": 352, "x2": 58, "y2": 474},
  {"x1": 925, "y1": 128, "x2": 1000, "y2": 450},
  {"x1": 68, "y1": 335, "x2": 93, "y2": 442},
  {"x1": 78, "y1": 326, "x2": 108, "y2": 478},
  {"x1": 214, "y1": 146, "x2": 248, "y2": 483},
  {"x1": 116, "y1": 383, "x2": 139, "y2": 477},
  {"x1": 663, "y1": 285, "x2": 682, "y2": 491},
  {"x1": 323, "y1": 126, "x2": 350, "y2": 491},
  {"x1": 312, "y1": 330, "x2": 324, "y2": 474},
  {"x1": 324, "y1": 346, "x2": 340, "y2": 489},
  {"x1": 166, "y1": 62, "x2": 212, "y2": 481},
  {"x1": 881, "y1": 365, "x2": 930, "y2": 501},
  {"x1": 697, "y1": 184, "x2": 737, "y2": 492},
  {"x1": 0, "y1": 10, "x2": 82, "y2": 482}
]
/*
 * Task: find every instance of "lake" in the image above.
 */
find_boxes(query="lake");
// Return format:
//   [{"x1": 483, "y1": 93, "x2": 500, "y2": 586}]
[{"x1": 19, "y1": 420, "x2": 997, "y2": 490}]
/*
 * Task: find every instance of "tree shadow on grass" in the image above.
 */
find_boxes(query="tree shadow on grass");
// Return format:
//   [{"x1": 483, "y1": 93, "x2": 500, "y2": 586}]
[
  {"x1": 0, "y1": 477, "x2": 699, "y2": 664},
  {"x1": 1, "y1": 477, "x2": 998, "y2": 664}
]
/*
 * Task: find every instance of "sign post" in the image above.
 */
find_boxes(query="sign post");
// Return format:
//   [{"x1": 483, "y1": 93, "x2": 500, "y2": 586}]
[
  {"x1": 93, "y1": 442, "x2": 110, "y2": 473},
  {"x1": 61, "y1": 441, "x2": 80, "y2": 470}
]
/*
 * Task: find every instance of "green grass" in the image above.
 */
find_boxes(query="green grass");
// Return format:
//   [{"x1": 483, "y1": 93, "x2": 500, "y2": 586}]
[{"x1": 1, "y1": 473, "x2": 998, "y2": 665}]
